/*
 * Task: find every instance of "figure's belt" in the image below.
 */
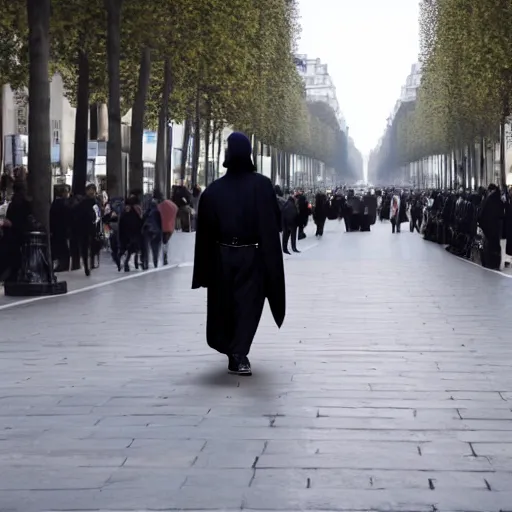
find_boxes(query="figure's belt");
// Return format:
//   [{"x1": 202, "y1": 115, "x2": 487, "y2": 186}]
[{"x1": 217, "y1": 237, "x2": 259, "y2": 248}]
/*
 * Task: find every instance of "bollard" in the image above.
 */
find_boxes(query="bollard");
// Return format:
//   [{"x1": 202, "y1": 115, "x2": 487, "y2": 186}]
[{"x1": 4, "y1": 231, "x2": 67, "y2": 297}]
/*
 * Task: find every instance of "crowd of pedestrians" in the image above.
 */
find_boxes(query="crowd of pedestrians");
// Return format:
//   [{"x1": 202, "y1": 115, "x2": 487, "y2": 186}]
[
  {"x1": 0, "y1": 166, "x2": 203, "y2": 283},
  {"x1": 378, "y1": 185, "x2": 512, "y2": 271}
]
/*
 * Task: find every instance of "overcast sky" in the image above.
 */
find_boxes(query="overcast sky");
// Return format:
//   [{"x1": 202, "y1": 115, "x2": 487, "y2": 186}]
[{"x1": 297, "y1": 0, "x2": 420, "y2": 156}]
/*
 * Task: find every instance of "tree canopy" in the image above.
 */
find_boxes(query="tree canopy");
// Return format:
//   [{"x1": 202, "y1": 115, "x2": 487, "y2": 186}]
[
  {"x1": 370, "y1": 0, "x2": 512, "y2": 186},
  {"x1": 1, "y1": 0, "x2": 356, "y2": 187}
]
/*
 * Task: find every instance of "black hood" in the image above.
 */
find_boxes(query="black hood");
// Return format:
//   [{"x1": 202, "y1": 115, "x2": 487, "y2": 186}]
[{"x1": 223, "y1": 132, "x2": 256, "y2": 172}]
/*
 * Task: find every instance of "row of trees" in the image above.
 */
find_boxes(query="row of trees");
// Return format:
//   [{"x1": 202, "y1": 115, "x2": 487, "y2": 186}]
[
  {"x1": 370, "y1": 0, "x2": 512, "y2": 188},
  {"x1": 0, "y1": 0, "x2": 354, "y2": 228}
]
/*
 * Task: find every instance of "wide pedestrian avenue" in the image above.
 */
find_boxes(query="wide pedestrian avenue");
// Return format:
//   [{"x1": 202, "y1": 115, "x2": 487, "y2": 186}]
[{"x1": 1, "y1": 221, "x2": 512, "y2": 511}]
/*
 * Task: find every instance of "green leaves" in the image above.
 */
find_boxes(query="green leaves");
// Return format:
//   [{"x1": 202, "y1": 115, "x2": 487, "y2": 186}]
[
  {"x1": 0, "y1": 0, "x2": 28, "y2": 89},
  {"x1": 398, "y1": 0, "x2": 512, "y2": 166},
  {"x1": 0, "y1": 0, "x2": 343, "y2": 176}
]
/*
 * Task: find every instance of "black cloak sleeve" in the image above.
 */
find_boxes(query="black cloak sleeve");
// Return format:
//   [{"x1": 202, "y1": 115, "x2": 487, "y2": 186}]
[{"x1": 192, "y1": 190, "x2": 216, "y2": 289}]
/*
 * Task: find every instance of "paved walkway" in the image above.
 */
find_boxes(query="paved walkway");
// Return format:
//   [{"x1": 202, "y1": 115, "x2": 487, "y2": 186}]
[
  {"x1": 0, "y1": 232, "x2": 196, "y2": 309},
  {"x1": 1, "y1": 221, "x2": 512, "y2": 511}
]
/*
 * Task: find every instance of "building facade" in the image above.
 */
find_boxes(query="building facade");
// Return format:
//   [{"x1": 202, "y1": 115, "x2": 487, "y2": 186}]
[
  {"x1": 369, "y1": 63, "x2": 422, "y2": 185},
  {"x1": 294, "y1": 54, "x2": 347, "y2": 132}
]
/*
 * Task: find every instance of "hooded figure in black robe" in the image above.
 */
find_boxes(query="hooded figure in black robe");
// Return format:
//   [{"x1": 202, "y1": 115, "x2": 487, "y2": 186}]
[{"x1": 192, "y1": 132, "x2": 285, "y2": 376}]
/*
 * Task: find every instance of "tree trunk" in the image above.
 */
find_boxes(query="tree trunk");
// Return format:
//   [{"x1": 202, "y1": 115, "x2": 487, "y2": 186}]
[
  {"x1": 180, "y1": 118, "x2": 191, "y2": 183},
  {"x1": 453, "y1": 151, "x2": 458, "y2": 189},
  {"x1": 155, "y1": 57, "x2": 171, "y2": 195},
  {"x1": 0, "y1": 86, "x2": 3, "y2": 172},
  {"x1": 270, "y1": 147, "x2": 276, "y2": 184},
  {"x1": 500, "y1": 115, "x2": 507, "y2": 188},
  {"x1": 26, "y1": 0, "x2": 51, "y2": 230},
  {"x1": 166, "y1": 121, "x2": 173, "y2": 198},
  {"x1": 211, "y1": 120, "x2": 216, "y2": 182},
  {"x1": 129, "y1": 46, "x2": 151, "y2": 194},
  {"x1": 216, "y1": 127, "x2": 222, "y2": 179},
  {"x1": 72, "y1": 46, "x2": 90, "y2": 196},
  {"x1": 286, "y1": 152, "x2": 291, "y2": 190},
  {"x1": 252, "y1": 136, "x2": 259, "y2": 172},
  {"x1": 105, "y1": 0, "x2": 124, "y2": 198},
  {"x1": 470, "y1": 144, "x2": 477, "y2": 189},
  {"x1": 443, "y1": 153, "x2": 448, "y2": 190},
  {"x1": 191, "y1": 89, "x2": 200, "y2": 187},
  {"x1": 89, "y1": 103, "x2": 98, "y2": 140},
  {"x1": 260, "y1": 143, "x2": 264, "y2": 176},
  {"x1": 204, "y1": 105, "x2": 211, "y2": 187},
  {"x1": 479, "y1": 138, "x2": 485, "y2": 187}
]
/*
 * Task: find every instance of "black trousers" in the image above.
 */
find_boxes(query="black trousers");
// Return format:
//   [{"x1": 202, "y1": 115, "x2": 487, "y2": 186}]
[
  {"x1": 410, "y1": 215, "x2": 421, "y2": 233},
  {"x1": 391, "y1": 219, "x2": 401, "y2": 233},
  {"x1": 315, "y1": 219, "x2": 326, "y2": 236},
  {"x1": 52, "y1": 236, "x2": 70, "y2": 271},
  {"x1": 206, "y1": 245, "x2": 265, "y2": 357},
  {"x1": 142, "y1": 233, "x2": 162, "y2": 269},
  {"x1": 76, "y1": 235, "x2": 93, "y2": 273},
  {"x1": 360, "y1": 215, "x2": 370, "y2": 232},
  {"x1": 282, "y1": 223, "x2": 298, "y2": 251},
  {"x1": 482, "y1": 232, "x2": 501, "y2": 270},
  {"x1": 350, "y1": 214, "x2": 361, "y2": 231},
  {"x1": 344, "y1": 214, "x2": 351, "y2": 232}
]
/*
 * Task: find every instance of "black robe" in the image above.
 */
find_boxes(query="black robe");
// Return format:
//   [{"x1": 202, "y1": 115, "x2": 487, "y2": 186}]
[
  {"x1": 192, "y1": 168, "x2": 285, "y2": 357},
  {"x1": 363, "y1": 195, "x2": 378, "y2": 227}
]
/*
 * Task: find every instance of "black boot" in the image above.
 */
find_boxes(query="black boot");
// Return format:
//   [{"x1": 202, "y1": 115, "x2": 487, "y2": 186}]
[{"x1": 228, "y1": 355, "x2": 252, "y2": 376}]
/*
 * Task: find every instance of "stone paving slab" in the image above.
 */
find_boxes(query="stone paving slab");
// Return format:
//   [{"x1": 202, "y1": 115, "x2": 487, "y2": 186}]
[
  {"x1": 0, "y1": 231, "x2": 196, "y2": 307},
  {"x1": 1, "y1": 221, "x2": 512, "y2": 511}
]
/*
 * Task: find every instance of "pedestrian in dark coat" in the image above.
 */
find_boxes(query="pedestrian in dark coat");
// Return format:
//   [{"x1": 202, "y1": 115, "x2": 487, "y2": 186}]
[
  {"x1": 505, "y1": 187, "x2": 512, "y2": 263},
  {"x1": 313, "y1": 192, "x2": 328, "y2": 237},
  {"x1": 276, "y1": 186, "x2": 299, "y2": 254},
  {"x1": 119, "y1": 196, "x2": 143, "y2": 272},
  {"x1": 50, "y1": 185, "x2": 71, "y2": 272},
  {"x1": 0, "y1": 179, "x2": 32, "y2": 282},
  {"x1": 192, "y1": 132, "x2": 285, "y2": 376},
  {"x1": 478, "y1": 184, "x2": 504, "y2": 270},
  {"x1": 71, "y1": 184, "x2": 98, "y2": 276},
  {"x1": 296, "y1": 191, "x2": 310, "y2": 240}
]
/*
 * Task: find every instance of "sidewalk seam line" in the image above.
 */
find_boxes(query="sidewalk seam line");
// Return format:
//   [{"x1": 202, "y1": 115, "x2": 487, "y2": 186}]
[{"x1": 0, "y1": 262, "x2": 191, "y2": 312}]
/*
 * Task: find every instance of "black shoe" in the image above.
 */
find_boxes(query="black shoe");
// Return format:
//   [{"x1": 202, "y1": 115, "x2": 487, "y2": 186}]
[
  {"x1": 292, "y1": 248, "x2": 300, "y2": 253},
  {"x1": 283, "y1": 250, "x2": 291, "y2": 255},
  {"x1": 228, "y1": 355, "x2": 252, "y2": 376},
  {"x1": 84, "y1": 267, "x2": 91, "y2": 277},
  {"x1": 163, "y1": 255, "x2": 168, "y2": 266}
]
